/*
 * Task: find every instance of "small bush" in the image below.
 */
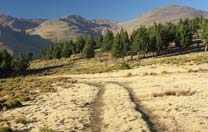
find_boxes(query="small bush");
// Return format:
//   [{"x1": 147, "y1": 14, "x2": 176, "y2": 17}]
[
  {"x1": 119, "y1": 63, "x2": 131, "y2": 70},
  {"x1": 161, "y1": 71, "x2": 169, "y2": 74},
  {"x1": 124, "y1": 72, "x2": 133, "y2": 77},
  {"x1": 3, "y1": 99, "x2": 22, "y2": 110},
  {"x1": 15, "y1": 117, "x2": 31, "y2": 125},
  {"x1": 143, "y1": 72, "x2": 157, "y2": 76},
  {"x1": 0, "y1": 127, "x2": 13, "y2": 132},
  {"x1": 39, "y1": 127, "x2": 55, "y2": 132}
]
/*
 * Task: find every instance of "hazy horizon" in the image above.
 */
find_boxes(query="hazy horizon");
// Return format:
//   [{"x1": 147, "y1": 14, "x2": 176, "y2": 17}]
[{"x1": 0, "y1": 0, "x2": 208, "y2": 22}]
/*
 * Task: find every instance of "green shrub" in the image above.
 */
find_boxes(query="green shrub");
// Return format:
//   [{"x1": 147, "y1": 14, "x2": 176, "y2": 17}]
[
  {"x1": 0, "y1": 127, "x2": 13, "y2": 132},
  {"x1": 0, "y1": 49, "x2": 31, "y2": 77},
  {"x1": 39, "y1": 127, "x2": 55, "y2": 132},
  {"x1": 119, "y1": 63, "x2": 131, "y2": 70},
  {"x1": 3, "y1": 99, "x2": 22, "y2": 110}
]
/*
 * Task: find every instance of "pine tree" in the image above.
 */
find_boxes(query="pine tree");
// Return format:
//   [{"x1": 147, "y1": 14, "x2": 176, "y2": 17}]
[
  {"x1": 120, "y1": 29, "x2": 130, "y2": 56},
  {"x1": 176, "y1": 20, "x2": 193, "y2": 48},
  {"x1": 74, "y1": 36, "x2": 85, "y2": 53},
  {"x1": 0, "y1": 49, "x2": 12, "y2": 71},
  {"x1": 95, "y1": 35, "x2": 103, "y2": 49},
  {"x1": 53, "y1": 45, "x2": 62, "y2": 59},
  {"x1": 13, "y1": 53, "x2": 31, "y2": 73},
  {"x1": 148, "y1": 26, "x2": 157, "y2": 53},
  {"x1": 200, "y1": 19, "x2": 208, "y2": 51},
  {"x1": 131, "y1": 26, "x2": 149, "y2": 56},
  {"x1": 82, "y1": 36, "x2": 95, "y2": 58},
  {"x1": 102, "y1": 30, "x2": 114, "y2": 52},
  {"x1": 61, "y1": 41, "x2": 73, "y2": 58},
  {"x1": 111, "y1": 32, "x2": 128, "y2": 58},
  {"x1": 112, "y1": 33, "x2": 122, "y2": 58}
]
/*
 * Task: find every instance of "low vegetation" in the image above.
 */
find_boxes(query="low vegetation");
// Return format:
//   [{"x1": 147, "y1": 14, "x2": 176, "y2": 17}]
[
  {"x1": 0, "y1": 50, "x2": 32, "y2": 78},
  {"x1": 0, "y1": 77, "x2": 58, "y2": 111},
  {"x1": 119, "y1": 62, "x2": 131, "y2": 70},
  {"x1": 1, "y1": 99, "x2": 23, "y2": 110},
  {"x1": 0, "y1": 127, "x2": 13, "y2": 132},
  {"x1": 39, "y1": 127, "x2": 55, "y2": 132}
]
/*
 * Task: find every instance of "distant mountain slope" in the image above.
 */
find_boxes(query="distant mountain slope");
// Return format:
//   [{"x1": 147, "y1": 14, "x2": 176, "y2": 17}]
[
  {"x1": 0, "y1": 14, "x2": 49, "y2": 55},
  {"x1": 1, "y1": 5, "x2": 208, "y2": 55},
  {"x1": 121, "y1": 5, "x2": 208, "y2": 33},
  {"x1": 30, "y1": 15, "x2": 120, "y2": 42},
  {"x1": 0, "y1": 14, "x2": 45, "y2": 31},
  {"x1": 0, "y1": 26, "x2": 51, "y2": 56}
]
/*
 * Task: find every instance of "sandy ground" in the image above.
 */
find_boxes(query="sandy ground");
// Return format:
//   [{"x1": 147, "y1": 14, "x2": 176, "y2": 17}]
[
  {"x1": 0, "y1": 82, "x2": 99, "y2": 131},
  {"x1": 1, "y1": 63, "x2": 208, "y2": 132}
]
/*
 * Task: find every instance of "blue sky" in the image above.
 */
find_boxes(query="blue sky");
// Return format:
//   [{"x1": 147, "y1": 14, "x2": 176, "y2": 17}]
[{"x1": 0, "y1": 0, "x2": 207, "y2": 22}]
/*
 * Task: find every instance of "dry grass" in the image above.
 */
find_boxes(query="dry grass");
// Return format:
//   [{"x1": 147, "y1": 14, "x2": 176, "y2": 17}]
[
  {"x1": 30, "y1": 58, "x2": 131, "y2": 75},
  {"x1": 152, "y1": 90, "x2": 196, "y2": 98},
  {"x1": 0, "y1": 127, "x2": 13, "y2": 132},
  {"x1": 15, "y1": 116, "x2": 33, "y2": 125},
  {"x1": 0, "y1": 76, "x2": 64, "y2": 111},
  {"x1": 39, "y1": 127, "x2": 55, "y2": 132},
  {"x1": 1, "y1": 51, "x2": 208, "y2": 131},
  {"x1": 29, "y1": 52, "x2": 208, "y2": 77},
  {"x1": 138, "y1": 52, "x2": 208, "y2": 66}
]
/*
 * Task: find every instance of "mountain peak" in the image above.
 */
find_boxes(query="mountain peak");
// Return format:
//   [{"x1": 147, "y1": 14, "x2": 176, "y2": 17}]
[
  {"x1": 61, "y1": 15, "x2": 85, "y2": 20},
  {"x1": 121, "y1": 5, "x2": 208, "y2": 33}
]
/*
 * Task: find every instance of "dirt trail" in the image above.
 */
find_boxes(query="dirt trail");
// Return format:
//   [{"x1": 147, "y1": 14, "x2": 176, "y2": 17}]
[
  {"x1": 108, "y1": 81, "x2": 158, "y2": 132},
  {"x1": 97, "y1": 83, "x2": 150, "y2": 132},
  {"x1": 81, "y1": 82, "x2": 105, "y2": 132}
]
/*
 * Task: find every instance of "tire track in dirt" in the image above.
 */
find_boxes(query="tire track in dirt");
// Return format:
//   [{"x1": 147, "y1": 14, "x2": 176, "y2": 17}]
[
  {"x1": 108, "y1": 81, "x2": 158, "y2": 132},
  {"x1": 81, "y1": 82, "x2": 105, "y2": 132}
]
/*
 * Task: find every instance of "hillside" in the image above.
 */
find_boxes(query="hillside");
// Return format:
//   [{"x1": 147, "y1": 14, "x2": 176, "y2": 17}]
[
  {"x1": 0, "y1": 14, "x2": 45, "y2": 31},
  {"x1": 30, "y1": 15, "x2": 120, "y2": 42},
  {"x1": 1, "y1": 5, "x2": 208, "y2": 55},
  {"x1": 0, "y1": 26, "x2": 51, "y2": 55},
  {"x1": 121, "y1": 5, "x2": 208, "y2": 33},
  {"x1": 1, "y1": 52, "x2": 208, "y2": 131},
  {"x1": 0, "y1": 14, "x2": 50, "y2": 55}
]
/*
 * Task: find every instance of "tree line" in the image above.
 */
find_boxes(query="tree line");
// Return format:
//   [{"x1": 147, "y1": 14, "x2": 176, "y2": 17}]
[
  {"x1": 41, "y1": 35, "x2": 95, "y2": 59},
  {"x1": 0, "y1": 50, "x2": 32, "y2": 77},
  {"x1": 41, "y1": 17, "x2": 208, "y2": 60}
]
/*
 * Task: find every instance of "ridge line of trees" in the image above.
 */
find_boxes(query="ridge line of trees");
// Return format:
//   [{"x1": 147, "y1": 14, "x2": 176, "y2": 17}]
[
  {"x1": 0, "y1": 50, "x2": 32, "y2": 77},
  {"x1": 42, "y1": 17, "x2": 208, "y2": 60}
]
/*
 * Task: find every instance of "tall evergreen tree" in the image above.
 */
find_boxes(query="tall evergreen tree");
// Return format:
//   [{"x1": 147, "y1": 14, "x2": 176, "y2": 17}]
[
  {"x1": 176, "y1": 20, "x2": 193, "y2": 48},
  {"x1": 95, "y1": 35, "x2": 103, "y2": 49},
  {"x1": 61, "y1": 41, "x2": 74, "y2": 58},
  {"x1": 131, "y1": 26, "x2": 149, "y2": 55},
  {"x1": 0, "y1": 49, "x2": 12, "y2": 71},
  {"x1": 0, "y1": 49, "x2": 31, "y2": 77},
  {"x1": 200, "y1": 19, "x2": 208, "y2": 51},
  {"x1": 74, "y1": 36, "x2": 85, "y2": 53},
  {"x1": 120, "y1": 29, "x2": 130, "y2": 56},
  {"x1": 155, "y1": 26, "x2": 163, "y2": 55},
  {"x1": 82, "y1": 36, "x2": 95, "y2": 58},
  {"x1": 13, "y1": 53, "x2": 31, "y2": 73},
  {"x1": 102, "y1": 30, "x2": 114, "y2": 52},
  {"x1": 112, "y1": 33, "x2": 123, "y2": 58}
]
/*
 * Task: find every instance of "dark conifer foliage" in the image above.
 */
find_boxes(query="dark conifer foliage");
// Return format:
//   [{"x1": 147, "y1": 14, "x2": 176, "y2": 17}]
[
  {"x1": 101, "y1": 30, "x2": 114, "y2": 52},
  {"x1": 41, "y1": 17, "x2": 208, "y2": 60},
  {"x1": 2, "y1": 17, "x2": 208, "y2": 78},
  {"x1": 0, "y1": 49, "x2": 32, "y2": 77},
  {"x1": 82, "y1": 36, "x2": 95, "y2": 58}
]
